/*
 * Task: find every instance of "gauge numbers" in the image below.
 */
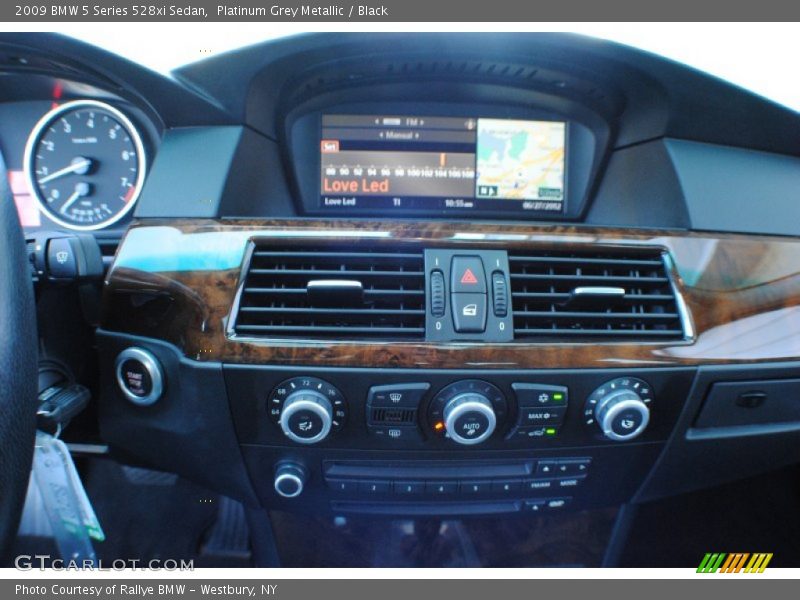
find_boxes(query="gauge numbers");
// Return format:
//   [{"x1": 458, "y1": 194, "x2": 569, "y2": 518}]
[{"x1": 24, "y1": 99, "x2": 146, "y2": 231}]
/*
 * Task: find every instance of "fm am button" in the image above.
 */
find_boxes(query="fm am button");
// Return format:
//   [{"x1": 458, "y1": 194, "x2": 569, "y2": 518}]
[{"x1": 451, "y1": 256, "x2": 486, "y2": 293}]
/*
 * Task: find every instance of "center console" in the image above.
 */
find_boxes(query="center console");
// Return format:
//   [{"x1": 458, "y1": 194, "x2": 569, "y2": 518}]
[
  {"x1": 225, "y1": 364, "x2": 693, "y2": 516},
  {"x1": 95, "y1": 218, "x2": 800, "y2": 519}
]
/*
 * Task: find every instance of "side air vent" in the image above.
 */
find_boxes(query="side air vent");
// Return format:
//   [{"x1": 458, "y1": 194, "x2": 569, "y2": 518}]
[
  {"x1": 233, "y1": 247, "x2": 426, "y2": 339},
  {"x1": 509, "y1": 249, "x2": 686, "y2": 340}
]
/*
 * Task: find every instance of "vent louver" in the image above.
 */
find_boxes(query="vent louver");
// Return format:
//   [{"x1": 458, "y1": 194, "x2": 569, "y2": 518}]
[
  {"x1": 509, "y1": 249, "x2": 686, "y2": 340},
  {"x1": 233, "y1": 246, "x2": 426, "y2": 339}
]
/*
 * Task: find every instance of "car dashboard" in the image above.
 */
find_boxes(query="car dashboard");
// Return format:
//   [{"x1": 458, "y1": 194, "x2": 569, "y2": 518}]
[{"x1": 3, "y1": 32, "x2": 800, "y2": 527}]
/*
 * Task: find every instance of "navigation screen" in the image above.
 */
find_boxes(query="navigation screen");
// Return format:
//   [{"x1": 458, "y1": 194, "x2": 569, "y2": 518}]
[{"x1": 320, "y1": 115, "x2": 567, "y2": 214}]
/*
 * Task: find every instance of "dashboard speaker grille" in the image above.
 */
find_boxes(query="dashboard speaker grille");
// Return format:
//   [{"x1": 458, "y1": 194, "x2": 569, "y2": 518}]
[
  {"x1": 508, "y1": 249, "x2": 686, "y2": 340},
  {"x1": 233, "y1": 246, "x2": 426, "y2": 339}
]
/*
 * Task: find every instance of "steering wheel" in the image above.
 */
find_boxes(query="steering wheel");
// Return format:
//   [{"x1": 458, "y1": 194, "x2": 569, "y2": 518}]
[{"x1": 0, "y1": 153, "x2": 37, "y2": 558}]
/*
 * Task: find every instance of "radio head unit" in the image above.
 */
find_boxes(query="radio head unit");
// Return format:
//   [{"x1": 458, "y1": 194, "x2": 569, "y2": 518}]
[
  {"x1": 287, "y1": 100, "x2": 607, "y2": 220},
  {"x1": 319, "y1": 114, "x2": 567, "y2": 215}
]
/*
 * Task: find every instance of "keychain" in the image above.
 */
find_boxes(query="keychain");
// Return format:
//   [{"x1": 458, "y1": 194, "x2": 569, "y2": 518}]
[{"x1": 31, "y1": 430, "x2": 105, "y2": 565}]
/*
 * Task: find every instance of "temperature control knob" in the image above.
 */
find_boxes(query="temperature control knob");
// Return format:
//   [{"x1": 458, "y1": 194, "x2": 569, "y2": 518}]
[
  {"x1": 280, "y1": 389, "x2": 333, "y2": 444},
  {"x1": 584, "y1": 378, "x2": 653, "y2": 441},
  {"x1": 429, "y1": 380, "x2": 506, "y2": 445},
  {"x1": 268, "y1": 377, "x2": 347, "y2": 445}
]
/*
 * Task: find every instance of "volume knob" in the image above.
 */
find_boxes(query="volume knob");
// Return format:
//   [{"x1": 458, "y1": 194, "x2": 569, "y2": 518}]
[{"x1": 274, "y1": 463, "x2": 306, "y2": 498}]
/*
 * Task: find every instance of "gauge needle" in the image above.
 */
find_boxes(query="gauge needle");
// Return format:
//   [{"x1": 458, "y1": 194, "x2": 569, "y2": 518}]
[
  {"x1": 60, "y1": 182, "x2": 90, "y2": 215},
  {"x1": 38, "y1": 157, "x2": 92, "y2": 184}
]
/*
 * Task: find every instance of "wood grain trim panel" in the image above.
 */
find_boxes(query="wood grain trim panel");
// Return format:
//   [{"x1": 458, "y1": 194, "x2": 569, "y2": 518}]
[{"x1": 100, "y1": 219, "x2": 800, "y2": 368}]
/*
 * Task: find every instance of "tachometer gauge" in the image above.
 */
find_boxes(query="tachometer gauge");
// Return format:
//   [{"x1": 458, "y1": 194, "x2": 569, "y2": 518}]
[{"x1": 24, "y1": 99, "x2": 147, "y2": 231}]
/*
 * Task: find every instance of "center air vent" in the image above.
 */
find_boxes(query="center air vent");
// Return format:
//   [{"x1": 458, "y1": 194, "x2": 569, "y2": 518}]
[
  {"x1": 233, "y1": 247, "x2": 425, "y2": 339},
  {"x1": 509, "y1": 249, "x2": 687, "y2": 340}
]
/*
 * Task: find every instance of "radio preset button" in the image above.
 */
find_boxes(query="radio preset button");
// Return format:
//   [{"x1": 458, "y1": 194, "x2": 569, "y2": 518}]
[
  {"x1": 426, "y1": 481, "x2": 459, "y2": 495},
  {"x1": 359, "y1": 480, "x2": 391, "y2": 494},
  {"x1": 492, "y1": 480, "x2": 522, "y2": 494},
  {"x1": 394, "y1": 481, "x2": 425, "y2": 495},
  {"x1": 460, "y1": 481, "x2": 491, "y2": 494},
  {"x1": 327, "y1": 479, "x2": 358, "y2": 493}
]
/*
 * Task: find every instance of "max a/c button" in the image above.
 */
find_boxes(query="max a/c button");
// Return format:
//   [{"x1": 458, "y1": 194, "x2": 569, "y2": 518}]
[{"x1": 518, "y1": 406, "x2": 566, "y2": 426}]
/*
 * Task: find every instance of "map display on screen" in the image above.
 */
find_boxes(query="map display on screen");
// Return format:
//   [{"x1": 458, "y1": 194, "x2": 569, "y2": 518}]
[{"x1": 475, "y1": 119, "x2": 566, "y2": 202}]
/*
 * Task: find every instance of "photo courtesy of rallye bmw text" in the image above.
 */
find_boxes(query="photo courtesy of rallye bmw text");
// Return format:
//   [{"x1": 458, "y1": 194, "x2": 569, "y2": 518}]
[{"x1": 1, "y1": 1, "x2": 800, "y2": 594}]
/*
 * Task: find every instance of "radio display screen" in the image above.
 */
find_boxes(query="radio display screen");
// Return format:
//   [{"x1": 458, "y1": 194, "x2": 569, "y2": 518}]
[{"x1": 319, "y1": 114, "x2": 567, "y2": 214}]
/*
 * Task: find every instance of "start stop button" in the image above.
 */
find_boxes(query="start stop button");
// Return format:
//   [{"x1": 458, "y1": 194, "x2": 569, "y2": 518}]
[{"x1": 115, "y1": 347, "x2": 164, "y2": 406}]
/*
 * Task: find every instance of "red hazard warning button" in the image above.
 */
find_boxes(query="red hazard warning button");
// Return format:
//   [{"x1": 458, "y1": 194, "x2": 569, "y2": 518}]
[
  {"x1": 461, "y1": 268, "x2": 479, "y2": 285},
  {"x1": 451, "y1": 256, "x2": 486, "y2": 293}
]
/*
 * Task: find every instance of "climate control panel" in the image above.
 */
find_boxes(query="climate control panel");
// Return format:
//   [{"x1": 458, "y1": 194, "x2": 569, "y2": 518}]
[
  {"x1": 256, "y1": 373, "x2": 665, "y2": 448},
  {"x1": 222, "y1": 365, "x2": 695, "y2": 515}
]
